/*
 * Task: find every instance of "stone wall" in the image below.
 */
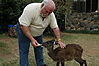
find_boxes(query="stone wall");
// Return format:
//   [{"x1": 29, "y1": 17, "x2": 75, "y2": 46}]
[
  {"x1": 98, "y1": 0, "x2": 99, "y2": 11},
  {"x1": 65, "y1": 12, "x2": 99, "y2": 31}
]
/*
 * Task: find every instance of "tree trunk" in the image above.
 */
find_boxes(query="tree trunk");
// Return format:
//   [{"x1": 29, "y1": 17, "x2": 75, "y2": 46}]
[
  {"x1": 98, "y1": 0, "x2": 99, "y2": 11},
  {"x1": 90, "y1": 0, "x2": 92, "y2": 12}
]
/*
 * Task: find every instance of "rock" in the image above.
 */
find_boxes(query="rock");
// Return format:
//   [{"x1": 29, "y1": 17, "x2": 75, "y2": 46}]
[{"x1": 65, "y1": 12, "x2": 99, "y2": 31}]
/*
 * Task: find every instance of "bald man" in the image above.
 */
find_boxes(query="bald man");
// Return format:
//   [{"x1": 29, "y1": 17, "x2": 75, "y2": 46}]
[{"x1": 16, "y1": 0, "x2": 65, "y2": 66}]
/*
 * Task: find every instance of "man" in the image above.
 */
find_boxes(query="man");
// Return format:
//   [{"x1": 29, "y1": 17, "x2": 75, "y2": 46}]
[{"x1": 16, "y1": 0, "x2": 65, "y2": 66}]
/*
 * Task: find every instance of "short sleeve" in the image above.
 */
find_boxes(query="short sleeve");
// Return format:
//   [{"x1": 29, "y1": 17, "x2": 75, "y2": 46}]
[
  {"x1": 18, "y1": 8, "x2": 33, "y2": 26},
  {"x1": 50, "y1": 13, "x2": 58, "y2": 28}
]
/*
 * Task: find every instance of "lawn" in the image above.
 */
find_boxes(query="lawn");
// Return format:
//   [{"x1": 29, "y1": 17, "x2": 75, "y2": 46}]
[{"x1": 0, "y1": 33, "x2": 99, "y2": 66}]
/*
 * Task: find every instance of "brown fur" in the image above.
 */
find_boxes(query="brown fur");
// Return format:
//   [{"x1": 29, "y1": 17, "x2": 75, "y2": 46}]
[{"x1": 43, "y1": 40, "x2": 87, "y2": 66}]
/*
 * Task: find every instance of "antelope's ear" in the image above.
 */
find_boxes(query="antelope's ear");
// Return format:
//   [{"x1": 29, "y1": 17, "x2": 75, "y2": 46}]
[{"x1": 55, "y1": 41, "x2": 58, "y2": 45}]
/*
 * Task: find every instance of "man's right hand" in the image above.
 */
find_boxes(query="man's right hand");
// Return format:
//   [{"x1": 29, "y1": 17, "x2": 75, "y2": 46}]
[
  {"x1": 20, "y1": 25, "x2": 39, "y2": 47},
  {"x1": 31, "y1": 39, "x2": 39, "y2": 47}
]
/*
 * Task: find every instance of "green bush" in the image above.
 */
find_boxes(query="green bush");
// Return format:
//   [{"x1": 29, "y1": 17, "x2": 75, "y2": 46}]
[{"x1": 0, "y1": 0, "x2": 32, "y2": 32}]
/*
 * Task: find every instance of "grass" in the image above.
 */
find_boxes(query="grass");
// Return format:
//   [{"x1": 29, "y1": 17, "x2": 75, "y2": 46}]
[
  {"x1": 64, "y1": 30, "x2": 99, "y2": 34},
  {"x1": 0, "y1": 33, "x2": 99, "y2": 66}
]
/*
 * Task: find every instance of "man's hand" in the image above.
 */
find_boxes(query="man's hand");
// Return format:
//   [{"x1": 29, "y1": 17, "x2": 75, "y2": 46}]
[
  {"x1": 58, "y1": 40, "x2": 66, "y2": 48},
  {"x1": 20, "y1": 25, "x2": 40, "y2": 47},
  {"x1": 31, "y1": 39, "x2": 39, "y2": 47},
  {"x1": 52, "y1": 28, "x2": 65, "y2": 48}
]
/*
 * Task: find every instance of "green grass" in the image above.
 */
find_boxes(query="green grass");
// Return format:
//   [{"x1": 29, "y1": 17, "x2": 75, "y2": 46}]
[
  {"x1": 64, "y1": 30, "x2": 99, "y2": 34},
  {"x1": 0, "y1": 42, "x2": 11, "y2": 55},
  {"x1": 0, "y1": 33, "x2": 99, "y2": 66},
  {"x1": 0, "y1": 42, "x2": 7, "y2": 47},
  {"x1": 0, "y1": 33, "x2": 8, "y2": 38}
]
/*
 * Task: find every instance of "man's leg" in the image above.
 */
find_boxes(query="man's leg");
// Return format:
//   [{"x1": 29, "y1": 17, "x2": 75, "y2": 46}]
[
  {"x1": 16, "y1": 24, "x2": 30, "y2": 66},
  {"x1": 34, "y1": 35, "x2": 45, "y2": 66}
]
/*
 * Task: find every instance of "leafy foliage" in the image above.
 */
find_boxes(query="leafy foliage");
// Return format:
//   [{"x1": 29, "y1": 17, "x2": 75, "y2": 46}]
[
  {"x1": 0, "y1": 0, "x2": 73, "y2": 33},
  {"x1": 53, "y1": 0, "x2": 73, "y2": 31},
  {"x1": 1, "y1": 0, "x2": 32, "y2": 25},
  {"x1": 0, "y1": 0, "x2": 32, "y2": 32}
]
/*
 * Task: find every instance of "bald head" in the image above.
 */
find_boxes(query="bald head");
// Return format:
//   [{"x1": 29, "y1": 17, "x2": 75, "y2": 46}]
[
  {"x1": 40, "y1": 0, "x2": 56, "y2": 17},
  {"x1": 43, "y1": 0, "x2": 56, "y2": 10}
]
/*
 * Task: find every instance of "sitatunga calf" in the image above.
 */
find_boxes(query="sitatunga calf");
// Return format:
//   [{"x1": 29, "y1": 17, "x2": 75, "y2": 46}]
[{"x1": 42, "y1": 40, "x2": 87, "y2": 66}]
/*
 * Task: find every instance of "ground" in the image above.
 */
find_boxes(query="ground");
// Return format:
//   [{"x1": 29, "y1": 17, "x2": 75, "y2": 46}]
[{"x1": 0, "y1": 33, "x2": 99, "y2": 66}]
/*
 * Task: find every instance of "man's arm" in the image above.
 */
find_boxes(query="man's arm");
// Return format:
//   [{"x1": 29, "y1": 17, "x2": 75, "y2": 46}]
[
  {"x1": 52, "y1": 27, "x2": 65, "y2": 48},
  {"x1": 20, "y1": 25, "x2": 38, "y2": 47},
  {"x1": 52, "y1": 27, "x2": 60, "y2": 41}
]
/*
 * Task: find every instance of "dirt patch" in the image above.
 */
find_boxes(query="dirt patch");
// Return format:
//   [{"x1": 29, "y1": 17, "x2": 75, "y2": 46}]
[{"x1": 0, "y1": 37, "x2": 18, "y2": 62}]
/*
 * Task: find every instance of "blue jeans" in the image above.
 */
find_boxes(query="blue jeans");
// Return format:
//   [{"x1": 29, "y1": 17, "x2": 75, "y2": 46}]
[{"x1": 16, "y1": 24, "x2": 44, "y2": 66}]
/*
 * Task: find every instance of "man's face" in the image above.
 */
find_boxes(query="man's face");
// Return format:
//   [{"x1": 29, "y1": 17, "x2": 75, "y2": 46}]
[{"x1": 40, "y1": 6, "x2": 54, "y2": 17}]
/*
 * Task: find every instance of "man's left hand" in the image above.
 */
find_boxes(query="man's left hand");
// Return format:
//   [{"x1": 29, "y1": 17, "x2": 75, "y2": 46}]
[{"x1": 58, "y1": 41, "x2": 66, "y2": 48}]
